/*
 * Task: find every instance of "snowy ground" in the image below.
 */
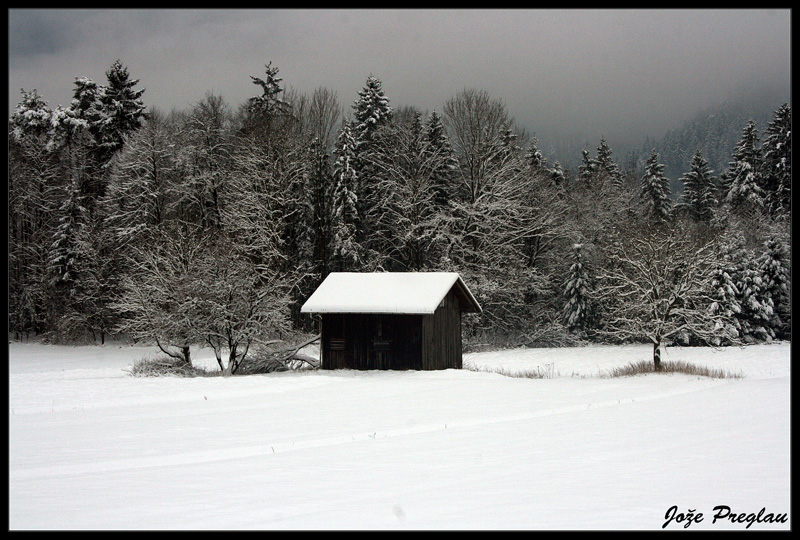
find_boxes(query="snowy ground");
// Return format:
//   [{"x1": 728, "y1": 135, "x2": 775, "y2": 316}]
[{"x1": 8, "y1": 340, "x2": 791, "y2": 530}]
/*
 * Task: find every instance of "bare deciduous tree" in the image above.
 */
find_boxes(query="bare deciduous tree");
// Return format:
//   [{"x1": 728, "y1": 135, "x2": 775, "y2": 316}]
[{"x1": 595, "y1": 223, "x2": 739, "y2": 369}]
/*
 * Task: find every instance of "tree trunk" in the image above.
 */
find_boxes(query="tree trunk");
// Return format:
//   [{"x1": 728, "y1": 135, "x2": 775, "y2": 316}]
[
  {"x1": 227, "y1": 345, "x2": 239, "y2": 376},
  {"x1": 182, "y1": 345, "x2": 191, "y2": 366},
  {"x1": 653, "y1": 341, "x2": 662, "y2": 371}
]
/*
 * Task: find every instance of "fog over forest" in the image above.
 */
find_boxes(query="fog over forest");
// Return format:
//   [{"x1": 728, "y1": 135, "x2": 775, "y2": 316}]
[{"x1": 8, "y1": 9, "x2": 791, "y2": 168}]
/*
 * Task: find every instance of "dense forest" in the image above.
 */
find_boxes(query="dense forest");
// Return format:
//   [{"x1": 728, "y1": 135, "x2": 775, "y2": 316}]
[{"x1": 7, "y1": 61, "x2": 791, "y2": 370}]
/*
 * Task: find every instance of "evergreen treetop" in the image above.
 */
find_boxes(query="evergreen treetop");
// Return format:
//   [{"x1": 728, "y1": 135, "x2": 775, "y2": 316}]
[{"x1": 639, "y1": 149, "x2": 671, "y2": 222}]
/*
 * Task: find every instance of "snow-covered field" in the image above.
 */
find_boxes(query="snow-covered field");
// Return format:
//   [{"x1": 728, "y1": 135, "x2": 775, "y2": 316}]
[{"x1": 8, "y1": 340, "x2": 791, "y2": 530}]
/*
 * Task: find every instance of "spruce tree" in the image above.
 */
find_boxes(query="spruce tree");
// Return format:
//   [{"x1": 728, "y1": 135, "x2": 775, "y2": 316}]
[
  {"x1": 329, "y1": 121, "x2": 361, "y2": 269},
  {"x1": 756, "y1": 237, "x2": 791, "y2": 340},
  {"x1": 760, "y1": 103, "x2": 791, "y2": 215},
  {"x1": 720, "y1": 235, "x2": 776, "y2": 343},
  {"x1": 248, "y1": 61, "x2": 290, "y2": 117},
  {"x1": 639, "y1": 149, "x2": 672, "y2": 222},
  {"x1": 525, "y1": 137, "x2": 547, "y2": 173},
  {"x1": 707, "y1": 260, "x2": 743, "y2": 345},
  {"x1": 676, "y1": 148, "x2": 717, "y2": 222},
  {"x1": 352, "y1": 75, "x2": 393, "y2": 146},
  {"x1": 98, "y1": 60, "x2": 147, "y2": 162},
  {"x1": 577, "y1": 148, "x2": 594, "y2": 185},
  {"x1": 562, "y1": 243, "x2": 592, "y2": 333},
  {"x1": 594, "y1": 137, "x2": 623, "y2": 189},
  {"x1": 549, "y1": 161, "x2": 565, "y2": 189},
  {"x1": 351, "y1": 75, "x2": 393, "y2": 246},
  {"x1": 9, "y1": 89, "x2": 52, "y2": 141},
  {"x1": 49, "y1": 178, "x2": 86, "y2": 300},
  {"x1": 424, "y1": 110, "x2": 458, "y2": 207},
  {"x1": 722, "y1": 120, "x2": 764, "y2": 209}
]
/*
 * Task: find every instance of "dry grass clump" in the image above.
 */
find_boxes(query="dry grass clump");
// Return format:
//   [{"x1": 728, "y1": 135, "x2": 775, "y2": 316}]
[
  {"x1": 128, "y1": 355, "x2": 217, "y2": 377},
  {"x1": 602, "y1": 360, "x2": 743, "y2": 379},
  {"x1": 465, "y1": 359, "x2": 742, "y2": 380},
  {"x1": 464, "y1": 361, "x2": 557, "y2": 379}
]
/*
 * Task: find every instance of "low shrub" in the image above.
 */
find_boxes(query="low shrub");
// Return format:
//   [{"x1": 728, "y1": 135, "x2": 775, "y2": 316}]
[{"x1": 602, "y1": 360, "x2": 743, "y2": 379}]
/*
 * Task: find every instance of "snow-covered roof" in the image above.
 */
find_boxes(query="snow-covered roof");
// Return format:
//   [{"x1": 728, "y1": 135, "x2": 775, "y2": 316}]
[{"x1": 300, "y1": 272, "x2": 482, "y2": 315}]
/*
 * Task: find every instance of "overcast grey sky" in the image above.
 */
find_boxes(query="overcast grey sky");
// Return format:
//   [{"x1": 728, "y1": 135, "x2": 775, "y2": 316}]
[{"x1": 7, "y1": 9, "x2": 792, "y2": 150}]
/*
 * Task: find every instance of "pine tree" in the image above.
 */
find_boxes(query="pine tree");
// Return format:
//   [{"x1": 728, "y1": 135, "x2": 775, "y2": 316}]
[
  {"x1": 350, "y1": 75, "x2": 393, "y2": 250},
  {"x1": 329, "y1": 121, "x2": 361, "y2": 269},
  {"x1": 562, "y1": 243, "x2": 592, "y2": 333},
  {"x1": 737, "y1": 260, "x2": 776, "y2": 343},
  {"x1": 760, "y1": 103, "x2": 791, "y2": 215},
  {"x1": 97, "y1": 60, "x2": 147, "y2": 162},
  {"x1": 594, "y1": 137, "x2": 623, "y2": 189},
  {"x1": 53, "y1": 63, "x2": 146, "y2": 205},
  {"x1": 639, "y1": 149, "x2": 672, "y2": 222},
  {"x1": 722, "y1": 120, "x2": 764, "y2": 209},
  {"x1": 352, "y1": 74, "x2": 393, "y2": 146},
  {"x1": 707, "y1": 259, "x2": 743, "y2": 346},
  {"x1": 48, "y1": 176, "x2": 90, "y2": 334},
  {"x1": 675, "y1": 148, "x2": 717, "y2": 222},
  {"x1": 498, "y1": 122, "x2": 522, "y2": 161},
  {"x1": 577, "y1": 148, "x2": 594, "y2": 185},
  {"x1": 756, "y1": 237, "x2": 791, "y2": 340},
  {"x1": 720, "y1": 235, "x2": 776, "y2": 343},
  {"x1": 525, "y1": 137, "x2": 547, "y2": 173},
  {"x1": 69, "y1": 77, "x2": 106, "y2": 134},
  {"x1": 424, "y1": 110, "x2": 458, "y2": 207},
  {"x1": 549, "y1": 161, "x2": 566, "y2": 189},
  {"x1": 248, "y1": 61, "x2": 290, "y2": 117},
  {"x1": 9, "y1": 89, "x2": 53, "y2": 141},
  {"x1": 351, "y1": 75, "x2": 393, "y2": 176}
]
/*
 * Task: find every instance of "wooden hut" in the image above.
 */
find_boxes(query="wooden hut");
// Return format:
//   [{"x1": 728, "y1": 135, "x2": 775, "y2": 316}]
[{"x1": 300, "y1": 272, "x2": 482, "y2": 370}]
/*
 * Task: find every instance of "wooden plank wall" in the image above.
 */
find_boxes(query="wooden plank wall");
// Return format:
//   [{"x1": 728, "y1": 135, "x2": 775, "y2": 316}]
[
  {"x1": 421, "y1": 288, "x2": 462, "y2": 370},
  {"x1": 321, "y1": 313, "x2": 422, "y2": 370}
]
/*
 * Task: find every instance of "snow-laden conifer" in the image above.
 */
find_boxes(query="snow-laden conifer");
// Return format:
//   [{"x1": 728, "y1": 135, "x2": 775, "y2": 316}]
[
  {"x1": 248, "y1": 62, "x2": 290, "y2": 117},
  {"x1": 9, "y1": 89, "x2": 52, "y2": 141},
  {"x1": 594, "y1": 137, "x2": 624, "y2": 189},
  {"x1": 97, "y1": 60, "x2": 147, "y2": 160},
  {"x1": 675, "y1": 148, "x2": 717, "y2": 222},
  {"x1": 577, "y1": 148, "x2": 594, "y2": 185},
  {"x1": 329, "y1": 121, "x2": 361, "y2": 269},
  {"x1": 549, "y1": 161, "x2": 565, "y2": 189},
  {"x1": 525, "y1": 137, "x2": 547, "y2": 172},
  {"x1": 760, "y1": 103, "x2": 791, "y2": 215},
  {"x1": 424, "y1": 110, "x2": 459, "y2": 207},
  {"x1": 722, "y1": 120, "x2": 764, "y2": 209},
  {"x1": 562, "y1": 243, "x2": 592, "y2": 334},
  {"x1": 639, "y1": 149, "x2": 672, "y2": 222},
  {"x1": 352, "y1": 74, "x2": 393, "y2": 145},
  {"x1": 756, "y1": 236, "x2": 791, "y2": 340}
]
